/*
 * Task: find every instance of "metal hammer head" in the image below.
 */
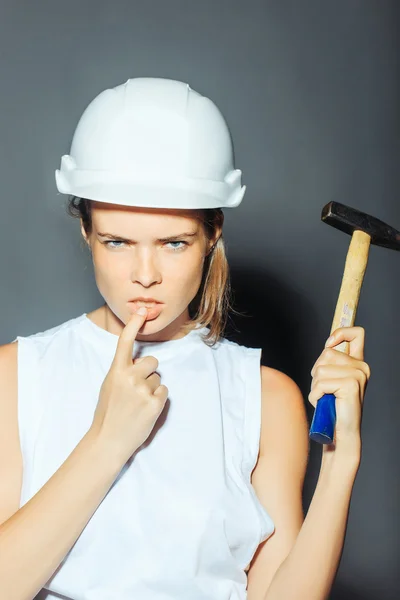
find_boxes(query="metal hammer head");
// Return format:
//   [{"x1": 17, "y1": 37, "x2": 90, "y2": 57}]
[{"x1": 321, "y1": 201, "x2": 400, "y2": 251}]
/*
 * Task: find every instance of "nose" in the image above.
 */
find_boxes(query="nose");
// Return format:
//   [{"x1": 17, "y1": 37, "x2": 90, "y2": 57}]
[{"x1": 130, "y1": 248, "x2": 162, "y2": 288}]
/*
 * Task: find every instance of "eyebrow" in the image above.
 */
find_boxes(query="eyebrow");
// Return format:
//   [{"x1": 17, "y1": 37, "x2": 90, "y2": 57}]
[{"x1": 97, "y1": 231, "x2": 198, "y2": 243}]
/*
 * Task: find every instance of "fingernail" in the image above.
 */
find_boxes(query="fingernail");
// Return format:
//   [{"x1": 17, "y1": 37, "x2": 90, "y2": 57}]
[
  {"x1": 325, "y1": 335, "x2": 334, "y2": 347},
  {"x1": 136, "y1": 307, "x2": 147, "y2": 315}
]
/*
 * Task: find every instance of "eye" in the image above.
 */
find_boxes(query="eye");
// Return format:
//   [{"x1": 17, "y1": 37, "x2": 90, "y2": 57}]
[
  {"x1": 103, "y1": 240, "x2": 188, "y2": 251},
  {"x1": 103, "y1": 240, "x2": 126, "y2": 248},
  {"x1": 165, "y1": 241, "x2": 188, "y2": 251}
]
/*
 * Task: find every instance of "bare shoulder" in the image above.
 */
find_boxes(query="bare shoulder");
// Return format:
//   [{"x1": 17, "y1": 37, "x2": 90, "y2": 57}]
[
  {"x1": 0, "y1": 340, "x2": 19, "y2": 382},
  {"x1": 0, "y1": 341, "x2": 19, "y2": 394},
  {"x1": 258, "y1": 365, "x2": 309, "y2": 463},
  {"x1": 0, "y1": 340, "x2": 18, "y2": 360},
  {"x1": 0, "y1": 341, "x2": 23, "y2": 525}
]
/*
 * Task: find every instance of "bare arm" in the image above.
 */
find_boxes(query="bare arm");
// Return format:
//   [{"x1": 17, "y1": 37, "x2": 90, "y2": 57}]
[
  {"x1": 0, "y1": 429, "x2": 123, "y2": 600},
  {"x1": 248, "y1": 326, "x2": 368, "y2": 600},
  {"x1": 0, "y1": 307, "x2": 164, "y2": 600},
  {"x1": 264, "y1": 445, "x2": 359, "y2": 600},
  {"x1": 247, "y1": 368, "x2": 360, "y2": 600}
]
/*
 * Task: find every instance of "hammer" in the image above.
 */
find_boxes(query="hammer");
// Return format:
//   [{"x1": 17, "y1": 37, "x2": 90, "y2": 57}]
[{"x1": 309, "y1": 201, "x2": 400, "y2": 444}]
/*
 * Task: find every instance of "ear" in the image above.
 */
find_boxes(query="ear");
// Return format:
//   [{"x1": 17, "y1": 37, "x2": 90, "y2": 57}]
[
  {"x1": 207, "y1": 216, "x2": 224, "y2": 254},
  {"x1": 206, "y1": 233, "x2": 223, "y2": 256},
  {"x1": 80, "y1": 219, "x2": 91, "y2": 251}
]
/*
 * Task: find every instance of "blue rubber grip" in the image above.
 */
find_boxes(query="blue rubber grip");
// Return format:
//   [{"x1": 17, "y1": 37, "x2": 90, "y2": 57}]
[{"x1": 309, "y1": 393, "x2": 336, "y2": 444}]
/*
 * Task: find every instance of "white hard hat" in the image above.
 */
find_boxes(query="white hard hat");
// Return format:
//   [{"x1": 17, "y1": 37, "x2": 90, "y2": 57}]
[{"x1": 55, "y1": 77, "x2": 246, "y2": 209}]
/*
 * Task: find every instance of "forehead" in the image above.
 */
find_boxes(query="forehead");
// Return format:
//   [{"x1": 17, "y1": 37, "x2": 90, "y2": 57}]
[{"x1": 90, "y1": 201, "x2": 202, "y2": 230}]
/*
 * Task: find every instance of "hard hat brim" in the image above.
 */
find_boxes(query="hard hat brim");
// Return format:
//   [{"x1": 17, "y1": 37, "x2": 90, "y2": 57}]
[{"x1": 55, "y1": 168, "x2": 245, "y2": 209}]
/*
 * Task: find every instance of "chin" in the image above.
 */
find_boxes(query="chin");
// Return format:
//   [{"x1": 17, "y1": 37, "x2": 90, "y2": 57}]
[{"x1": 141, "y1": 317, "x2": 159, "y2": 326}]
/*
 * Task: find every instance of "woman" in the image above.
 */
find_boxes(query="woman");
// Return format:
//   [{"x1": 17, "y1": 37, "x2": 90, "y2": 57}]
[{"x1": 0, "y1": 77, "x2": 370, "y2": 600}]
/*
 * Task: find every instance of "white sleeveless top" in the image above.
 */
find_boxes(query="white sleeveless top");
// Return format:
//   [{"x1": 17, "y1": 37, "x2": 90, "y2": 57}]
[{"x1": 12, "y1": 312, "x2": 275, "y2": 600}]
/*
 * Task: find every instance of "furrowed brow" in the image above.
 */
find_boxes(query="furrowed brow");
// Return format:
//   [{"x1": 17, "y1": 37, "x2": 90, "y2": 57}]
[{"x1": 97, "y1": 231, "x2": 198, "y2": 243}]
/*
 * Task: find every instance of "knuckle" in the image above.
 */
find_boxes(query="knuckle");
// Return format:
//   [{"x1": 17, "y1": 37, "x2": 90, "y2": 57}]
[
  {"x1": 323, "y1": 348, "x2": 335, "y2": 361},
  {"x1": 314, "y1": 365, "x2": 324, "y2": 378},
  {"x1": 311, "y1": 360, "x2": 318, "y2": 376},
  {"x1": 362, "y1": 361, "x2": 371, "y2": 379},
  {"x1": 159, "y1": 384, "x2": 169, "y2": 399},
  {"x1": 357, "y1": 327, "x2": 366, "y2": 342},
  {"x1": 149, "y1": 356, "x2": 159, "y2": 369},
  {"x1": 357, "y1": 369, "x2": 367, "y2": 385},
  {"x1": 308, "y1": 392, "x2": 316, "y2": 407}
]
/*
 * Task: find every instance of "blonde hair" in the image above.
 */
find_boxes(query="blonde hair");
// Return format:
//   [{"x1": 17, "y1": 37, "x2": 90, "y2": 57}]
[{"x1": 66, "y1": 196, "x2": 239, "y2": 346}]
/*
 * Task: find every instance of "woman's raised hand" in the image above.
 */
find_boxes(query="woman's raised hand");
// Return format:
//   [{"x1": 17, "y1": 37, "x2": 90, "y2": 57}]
[
  {"x1": 89, "y1": 308, "x2": 169, "y2": 465},
  {"x1": 308, "y1": 326, "x2": 371, "y2": 453}
]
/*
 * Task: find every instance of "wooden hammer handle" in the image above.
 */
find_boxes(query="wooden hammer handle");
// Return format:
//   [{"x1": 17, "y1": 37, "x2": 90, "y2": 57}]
[
  {"x1": 309, "y1": 230, "x2": 371, "y2": 443},
  {"x1": 331, "y1": 230, "x2": 371, "y2": 354}
]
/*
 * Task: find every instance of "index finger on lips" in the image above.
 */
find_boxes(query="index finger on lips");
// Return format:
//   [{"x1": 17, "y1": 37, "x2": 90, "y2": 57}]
[
  {"x1": 112, "y1": 308, "x2": 148, "y2": 369},
  {"x1": 325, "y1": 326, "x2": 365, "y2": 361}
]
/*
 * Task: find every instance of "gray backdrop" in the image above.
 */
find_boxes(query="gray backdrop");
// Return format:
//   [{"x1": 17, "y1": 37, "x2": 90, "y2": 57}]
[{"x1": 1, "y1": 1, "x2": 399, "y2": 598}]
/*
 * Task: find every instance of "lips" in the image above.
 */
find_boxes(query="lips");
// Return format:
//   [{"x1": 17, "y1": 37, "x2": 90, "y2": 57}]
[
  {"x1": 129, "y1": 298, "x2": 162, "y2": 306},
  {"x1": 128, "y1": 299, "x2": 164, "y2": 321},
  {"x1": 129, "y1": 301, "x2": 160, "y2": 308}
]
